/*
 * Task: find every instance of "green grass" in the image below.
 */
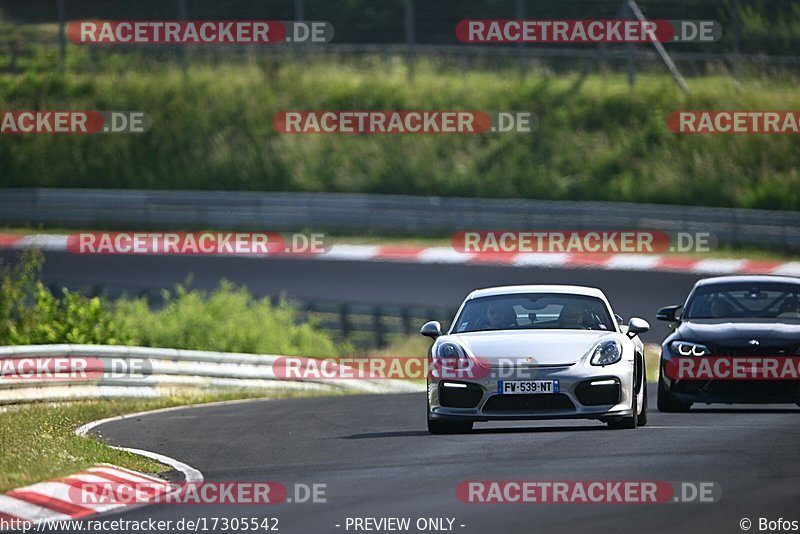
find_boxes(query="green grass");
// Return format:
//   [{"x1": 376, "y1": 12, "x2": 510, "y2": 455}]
[
  {"x1": 0, "y1": 389, "x2": 352, "y2": 493},
  {"x1": 645, "y1": 344, "x2": 661, "y2": 383},
  {"x1": 1, "y1": 63, "x2": 800, "y2": 210}
]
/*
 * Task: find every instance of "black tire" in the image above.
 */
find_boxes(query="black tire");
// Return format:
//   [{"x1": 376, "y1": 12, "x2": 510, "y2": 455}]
[
  {"x1": 607, "y1": 412, "x2": 636, "y2": 429},
  {"x1": 607, "y1": 378, "x2": 638, "y2": 430},
  {"x1": 657, "y1": 376, "x2": 692, "y2": 412},
  {"x1": 427, "y1": 418, "x2": 473, "y2": 434},
  {"x1": 609, "y1": 356, "x2": 645, "y2": 430},
  {"x1": 637, "y1": 379, "x2": 649, "y2": 427}
]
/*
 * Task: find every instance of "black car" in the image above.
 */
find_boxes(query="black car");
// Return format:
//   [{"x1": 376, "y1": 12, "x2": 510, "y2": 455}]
[{"x1": 657, "y1": 275, "x2": 800, "y2": 411}]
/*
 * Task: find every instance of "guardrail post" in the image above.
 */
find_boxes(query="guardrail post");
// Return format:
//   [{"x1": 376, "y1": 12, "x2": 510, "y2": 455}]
[
  {"x1": 373, "y1": 306, "x2": 385, "y2": 347},
  {"x1": 404, "y1": 0, "x2": 416, "y2": 80},
  {"x1": 294, "y1": 0, "x2": 305, "y2": 67},
  {"x1": 340, "y1": 303, "x2": 351, "y2": 340},
  {"x1": 401, "y1": 308, "x2": 411, "y2": 336},
  {"x1": 514, "y1": 0, "x2": 525, "y2": 77},
  {"x1": 58, "y1": 0, "x2": 67, "y2": 70},
  {"x1": 178, "y1": 0, "x2": 188, "y2": 73},
  {"x1": 619, "y1": 0, "x2": 636, "y2": 88},
  {"x1": 731, "y1": 0, "x2": 742, "y2": 78}
]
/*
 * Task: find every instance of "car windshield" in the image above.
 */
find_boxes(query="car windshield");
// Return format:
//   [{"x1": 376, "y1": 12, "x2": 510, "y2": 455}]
[
  {"x1": 684, "y1": 282, "x2": 800, "y2": 319},
  {"x1": 451, "y1": 293, "x2": 615, "y2": 333}
]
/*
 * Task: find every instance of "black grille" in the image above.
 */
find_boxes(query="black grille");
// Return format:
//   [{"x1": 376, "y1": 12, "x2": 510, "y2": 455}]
[
  {"x1": 575, "y1": 379, "x2": 621, "y2": 406},
  {"x1": 483, "y1": 393, "x2": 575, "y2": 413},
  {"x1": 439, "y1": 382, "x2": 483, "y2": 408}
]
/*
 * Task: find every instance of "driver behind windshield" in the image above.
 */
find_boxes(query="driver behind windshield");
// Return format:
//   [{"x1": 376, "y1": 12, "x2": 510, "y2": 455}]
[
  {"x1": 779, "y1": 295, "x2": 800, "y2": 317},
  {"x1": 482, "y1": 302, "x2": 517, "y2": 330},
  {"x1": 709, "y1": 297, "x2": 735, "y2": 318},
  {"x1": 558, "y1": 303, "x2": 586, "y2": 329}
]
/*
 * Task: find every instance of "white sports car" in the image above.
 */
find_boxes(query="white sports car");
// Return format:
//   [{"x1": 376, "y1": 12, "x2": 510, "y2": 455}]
[{"x1": 422, "y1": 285, "x2": 650, "y2": 433}]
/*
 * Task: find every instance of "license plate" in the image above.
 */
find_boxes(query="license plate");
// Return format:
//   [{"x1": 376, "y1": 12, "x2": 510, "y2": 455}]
[{"x1": 497, "y1": 380, "x2": 559, "y2": 395}]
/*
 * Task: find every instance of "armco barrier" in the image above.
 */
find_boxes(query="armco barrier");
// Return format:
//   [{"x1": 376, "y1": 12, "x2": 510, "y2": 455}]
[
  {"x1": 0, "y1": 344, "x2": 422, "y2": 404},
  {"x1": 1, "y1": 189, "x2": 799, "y2": 250}
]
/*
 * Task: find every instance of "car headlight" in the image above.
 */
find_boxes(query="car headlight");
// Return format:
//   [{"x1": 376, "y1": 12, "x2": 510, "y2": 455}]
[
  {"x1": 432, "y1": 342, "x2": 478, "y2": 379},
  {"x1": 436, "y1": 342, "x2": 467, "y2": 363},
  {"x1": 670, "y1": 341, "x2": 709, "y2": 357},
  {"x1": 590, "y1": 340, "x2": 623, "y2": 366}
]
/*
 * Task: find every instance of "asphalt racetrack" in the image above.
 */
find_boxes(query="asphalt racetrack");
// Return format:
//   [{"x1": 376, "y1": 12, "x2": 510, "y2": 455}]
[
  {"x1": 79, "y1": 389, "x2": 799, "y2": 534},
  {"x1": 6, "y1": 252, "x2": 797, "y2": 533}
]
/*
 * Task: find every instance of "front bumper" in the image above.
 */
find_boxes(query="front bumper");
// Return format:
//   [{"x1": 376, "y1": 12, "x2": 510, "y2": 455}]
[
  {"x1": 661, "y1": 374, "x2": 800, "y2": 404},
  {"x1": 660, "y1": 354, "x2": 800, "y2": 404},
  {"x1": 428, "y1": 359, "x2": 636, "y2": 422}
]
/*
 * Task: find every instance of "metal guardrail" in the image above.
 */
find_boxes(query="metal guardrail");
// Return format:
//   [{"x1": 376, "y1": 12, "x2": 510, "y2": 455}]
[
  {"x1": 0, "y1": 344, "x2": 421, "y2": 404},
  {"x1": 7, "y1": 0, "x2": 800, "y2": 75},
  {"x1": 7, "y1": 40, "x2": 800, "y2": 74},
  {"x1": 300, "y1": 300, "x2": 455, "y2": 347},
  {"x1": 2, "y1": 188, "x2": 800, "y2": 250}
]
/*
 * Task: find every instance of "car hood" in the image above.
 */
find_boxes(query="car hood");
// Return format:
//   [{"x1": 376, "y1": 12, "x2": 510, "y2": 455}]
[
  {"x1": 449, "y1": 329, "x2": 613, "y2": 367},
  {"x1": 676, "y1": 319, "x2": 800, "y2": 348}
]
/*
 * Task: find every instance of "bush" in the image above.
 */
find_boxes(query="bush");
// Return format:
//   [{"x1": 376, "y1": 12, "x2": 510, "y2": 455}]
[
  {"x1": 0, "y1": 252, "x2": 342, "y2": 355},
  {"x1": 112, "y1": 281, "x2": 343, "y2": 356},
  {"x1": 0, "y1": 250, "x2": 129, "y2": 345}
]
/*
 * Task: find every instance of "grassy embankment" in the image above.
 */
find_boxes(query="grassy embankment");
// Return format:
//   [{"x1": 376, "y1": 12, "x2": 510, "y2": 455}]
[{"x1": 1, "y1": 63, "x2": 799, "y2": 210}]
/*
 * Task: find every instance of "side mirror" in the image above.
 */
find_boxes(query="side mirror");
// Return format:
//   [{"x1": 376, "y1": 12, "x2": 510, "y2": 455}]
[
  {"x1": 656, "y1": 305, "x2": 682, "y2": 322},
  {"x1": 626, "y1": 317, "x2": 650, "y2": 338},
  {"x1": 420, "y1": 320, "x2": 442, "y2": 339}
]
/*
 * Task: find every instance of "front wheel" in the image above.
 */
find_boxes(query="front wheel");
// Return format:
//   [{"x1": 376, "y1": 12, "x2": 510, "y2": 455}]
[
  {"x1": 636, "y1": 381, "x2": 649, "y2": 427},
  {"x1": 607, "y1": 389, "x2": 638, "y2": 429},
  {"x1": 427, "y1": 417, "x2": 473, "y2": 434},
  {"x1": 608, "y1": 358, "x2": 643, "y2": 430},
  {"x1": 607, "y1": 400, "x2": 638, "y2": 429},
  {"x1": 657, "y1": 377, "x2": 692, "y2": 412}
]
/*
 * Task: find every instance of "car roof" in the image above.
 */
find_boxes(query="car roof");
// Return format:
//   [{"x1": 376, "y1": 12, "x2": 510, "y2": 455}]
[
  {"x1": 695, "y1": 275, "x2": 800, "y2": 287},
  {"x1": 467, "y1": 285, "x2": 607, "y2": 300}
]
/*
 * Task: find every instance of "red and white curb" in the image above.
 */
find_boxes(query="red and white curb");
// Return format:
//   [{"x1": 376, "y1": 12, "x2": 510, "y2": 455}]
[
  {"x1": 1, "y1": 233, "x2": 799, "y2": 275},
  {"x1": 0, "y1": 402, "x2": 209, "y2": 525},
  {"x1": 0, "y1": 464, "x2": 173, "y2": 524}
]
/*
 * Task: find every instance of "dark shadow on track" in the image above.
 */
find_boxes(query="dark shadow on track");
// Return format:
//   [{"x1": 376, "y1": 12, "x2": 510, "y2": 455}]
[
  {"x1": 687, "y1": 407, "x2": 800, "y2": 414},
  {"x1": 341, "y1": 424, "x2": 610, "y2": 439},
  {"x1": 340, "y1": 430, "x2": 432, "y2": 439},
  {"x1": 469, "y1": 424, "x2": 610, "y2": 434}
]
